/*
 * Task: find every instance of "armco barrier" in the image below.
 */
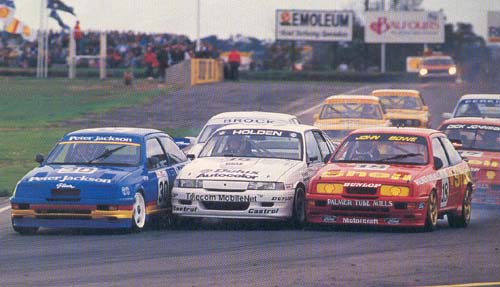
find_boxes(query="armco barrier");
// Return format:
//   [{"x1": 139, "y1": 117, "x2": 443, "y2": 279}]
[{"x1": 190, "y1": 59, "x2": 224, "y2": 85}]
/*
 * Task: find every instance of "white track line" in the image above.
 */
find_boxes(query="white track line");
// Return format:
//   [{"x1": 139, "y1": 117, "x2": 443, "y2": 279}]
[
  {"x1": 296, "y1": 85, "x2": 372, "y2": 117},
  {"x1": 0, "y1": 206, "x2": 11, "y2": 213}
]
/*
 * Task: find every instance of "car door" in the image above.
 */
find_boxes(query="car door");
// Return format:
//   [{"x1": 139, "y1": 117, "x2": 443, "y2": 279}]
[
  {"x1": 439, "y1": 136, "x2": 467, "y2": 208},
  {"x1": 431, "y1": 136, "x2": 452, "y2": 210},
  {"x1": 145, "y1": 136, "x2": 171, "y2": 211},
  {"x1": 304, "y1": 130, "x2": 326, "y2": 187},
  {"x1": 158, "y1": 136, "x2": 189, "y2": 207}
]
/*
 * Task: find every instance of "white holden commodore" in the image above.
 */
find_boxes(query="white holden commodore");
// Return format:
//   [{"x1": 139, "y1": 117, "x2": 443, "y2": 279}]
[{"x1": 171, "y1": 124, "x2": 336, "y2": 227}]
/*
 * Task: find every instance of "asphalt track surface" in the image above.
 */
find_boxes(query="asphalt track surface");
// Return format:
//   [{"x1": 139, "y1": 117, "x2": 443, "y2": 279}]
[{"x1": 1, "y1": 80, "x2": 500, "y2": 287}]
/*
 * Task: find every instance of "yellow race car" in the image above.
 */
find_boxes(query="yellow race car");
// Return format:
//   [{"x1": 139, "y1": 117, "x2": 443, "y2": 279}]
[
  {"x1": 313, "y1": 95, "x2": 389, "y2": 142},
  {"x1": 372, "y1": 89, "x2": 430, "y2": 128}
]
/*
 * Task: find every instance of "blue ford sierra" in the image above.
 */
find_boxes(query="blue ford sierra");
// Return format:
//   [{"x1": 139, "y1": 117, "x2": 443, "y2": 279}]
[{"x1": 10, "y1": 127, "x2": 188, "y2": 234}]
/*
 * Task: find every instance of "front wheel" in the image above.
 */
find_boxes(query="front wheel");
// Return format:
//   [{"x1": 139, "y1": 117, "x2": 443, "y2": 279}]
[
  {"x1": 424, "y1": 191, "x2": 438, "y2": 232},
  {"x1": 291, "y1": 186, "x2": 306, "y2": 229},
  {"x1": 448, "y1": 187, "x2": 472, "y2": 228},
  {"x1": 131, "y1": 192, "x2": 147, "y2": 232}
]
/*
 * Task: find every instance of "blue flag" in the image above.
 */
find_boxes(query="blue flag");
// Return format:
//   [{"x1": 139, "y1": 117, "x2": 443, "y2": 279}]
[
  {"x1": 49, "y1": 9, "x2": 69, "y2": 30},
  {"x1": 47, "y1": 0, "x2": 74, "y2": 16},
  {"x1": 0, "y1": 0, "x2": 15, "y2": 9}
]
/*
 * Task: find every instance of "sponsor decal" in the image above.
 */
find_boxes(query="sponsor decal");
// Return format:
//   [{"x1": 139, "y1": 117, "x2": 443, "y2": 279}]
[
  {"x1": 327, "y1": 199, "x2": 393, "y2": 207},
  {"x1": 58, "y1": 167, "x2": 97, "y2": 174},
  {"x1": 67, "y1": 135, "x2": 134, "y2": 142},
  {"x1": 385, "y1": 218, "x2": 401, "y2": 225},
  {"x1": 415, "y1": 165, "x2": 470, "y2": 185},
  {"x1": 343, "y1": 182, "x2": 381, "y2": 188},
  {"x1": 248, "y1": 208, "x2": 279, "y2": 214},
  {"x1": 342, "y1": 217, "x2": 379, "y2": 225},
  {"x1": 458, "y1": 150, "x2": 483, "y2": 158},
  {"x1": 271, "y1": 196, "x2": 293, "y2": 201},
  {"x1": 353, "y1": 164, "x2": 389, "y2": 170},
  {"x1": 196, "y1": 169, "x2": 259, "y2": 180},
  {"x1": 223, "y1": 118, "x2": 275, "y2": 124},
  {"x1": 417, "y1": 202, "x2": 425, "y2": 209},
  {"x1": 355, "y1": 135, "x2": 381, "y2": 140},
  {"x1": 173, "y1": 206, "x2": 197, "y2": 213},
  {"x1": 232, "y1": 129, "x2": 283, "y2": 136},
  {"x1": 280, "y1": 11, "x2": 350, "y2": 27},
  {"x1": 467, "y1": 159, "x2": 499, "y2": 168},
  {"x1": 388, "y1": 136, "x2": 418, "y2": 142},
  {"x1": 56, "y1": 183, "x2": 76, "y2": 189},
  {"x1": 186, "y1": 193, "x2": 257, "y2": 202},
  {"x1": 29, "y1": 175, "x2": 112, "y2": 184},
  {"x1": 322, "y1": 215, "x2": 337, "y2": 223},
  {"x1": 445, "y1": 124, "x2": 500, "y2": 132},
  {"x1": 121, "y1": 186, "x2": 131, "y2": 196},
  {"x1": 440, "y1": 177, "x2": 449, "y2": 208},
  {"x1": 321, "y1": 170, "x2": 412, "y2": 181}
]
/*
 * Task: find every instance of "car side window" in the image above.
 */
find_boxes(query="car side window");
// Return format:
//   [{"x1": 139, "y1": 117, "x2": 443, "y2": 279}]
[
  {"x1": 305, "y1": 131, "x2": 322, "y2": 164},
  {"x1": 146, "y1": 138, "x2": 168, "y2": 169},
  {"x1": 312, "y1": 131, "x2": 331, "y2": 159},
  {"x1": 158, "y1": 136, "x2": 188, "y2": 165},
  {"x1": 431, "y1": 137, "x2": 450, "y2": 169},
  {"x1": 439, "y1": 136, "x2": 462, "y2": 166}
]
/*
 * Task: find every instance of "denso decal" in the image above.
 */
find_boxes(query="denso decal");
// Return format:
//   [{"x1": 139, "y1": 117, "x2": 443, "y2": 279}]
[
  {"x1": 271, "y1": 196, "x2": 293, "y2": 201},
  {"x1": 196, "y1": 169, "x2": 259, "y2": 180},
  {"x1": 321, "y1": 170, "x2": 412, "y2": 181},
  {"x1": 232, "y1": 129, "x2": 283, "y2": 136},
  {"x1": 342, "y1": 217, "x2": 379, "y2": 224},
  {"x1": 186, "y1": 193, "x2": 257, "y2": 202},
  {"x1": 58, "y1": 167, "x2": 97, "y2": 174},
  {"x1": 353, "y1": 164, "x2": 389, "y2": 170},
  {"x1": 29, "y1": 175, "x2": 112, "y2": 184},
  {"x1": 248, "y1": 208, "x2": 279, "y2": 214}
]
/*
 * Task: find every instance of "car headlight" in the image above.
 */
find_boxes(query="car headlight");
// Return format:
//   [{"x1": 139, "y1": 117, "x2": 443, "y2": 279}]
[
  {"x1": 448, "y1": 66, "x2": 457, "y2": 75},
  {"x1": 419, "y1": 68, "x2": 428, "y2": 76},
  {"x1": 316, "y1": 183, "x2": 343, "y2": 194},
  {"x1": 380, "y1": 185, "x2": 409, "y2": 197},
  {"x1": 247, "y1": 182, "x2": 285, "y2": 190},
  {"x1": 174, "y1": 179, "x2": 203, "y2": 188}
]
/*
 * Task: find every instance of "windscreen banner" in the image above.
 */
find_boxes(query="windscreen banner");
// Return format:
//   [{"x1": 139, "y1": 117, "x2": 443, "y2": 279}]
[
  {"x1": 275, "y1": 10, "x2": 353, "y2": 42},
  {"x1": 365, "y1": 11, "x2": 444, "y2": 43}
]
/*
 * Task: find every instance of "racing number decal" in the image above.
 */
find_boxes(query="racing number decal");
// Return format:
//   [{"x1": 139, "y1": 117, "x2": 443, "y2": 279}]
[
  {"x1": 441, "y1": 177, "x2": 449, "y2": 208},
  {"x1": 155, "y1": 170, "x2": 169, "y2": 208}
]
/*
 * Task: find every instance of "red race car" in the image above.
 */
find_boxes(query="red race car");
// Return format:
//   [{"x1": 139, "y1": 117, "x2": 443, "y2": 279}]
[
  {"x1": 439, "y1": 117, "x2": 500, "y2": 205},
  {"x1": 306, "y1": 127, "x2": 473, "y2": 231}
]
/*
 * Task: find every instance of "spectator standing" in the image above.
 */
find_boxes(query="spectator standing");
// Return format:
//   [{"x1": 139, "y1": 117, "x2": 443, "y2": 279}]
[
  {"x1": 156, "y1": 46, "x2": 170, "y2": 81},
  {"x1": 143, "y1": 47, "x2": 158, "y2": 78},
  {"x1": 227, "y1": 49, "x2": 241, "y2": 81},
  {"x1": 73, "y1": 20, "x2": 82, "y2": 54}
]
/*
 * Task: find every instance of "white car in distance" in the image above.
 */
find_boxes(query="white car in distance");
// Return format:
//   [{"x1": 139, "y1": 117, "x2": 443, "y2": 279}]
[{"x1": 171, "y1": 124, "x2": 336, "y2": 227}]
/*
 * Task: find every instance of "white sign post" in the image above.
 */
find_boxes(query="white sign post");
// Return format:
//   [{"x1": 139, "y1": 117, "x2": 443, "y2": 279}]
[
  {"x1": 488, "y1": 11, "x2": 500, "y2": 44},
  {"x1": 276, "y1": 10, "x2": 353, "y2": 42}
]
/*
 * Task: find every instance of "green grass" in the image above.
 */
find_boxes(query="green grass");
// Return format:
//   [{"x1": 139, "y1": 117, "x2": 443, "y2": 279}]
[{"x1": 0, "y1": 77, "x2": 169, "y2": 196}]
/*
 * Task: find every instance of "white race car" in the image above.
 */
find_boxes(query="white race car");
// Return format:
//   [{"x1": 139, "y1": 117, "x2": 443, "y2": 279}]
[
  {"x1": 182, "y1": 111, "x2": 300, "y2": 158},
  {"x1": 172, "y1": 124, "x2": 336, "y2": 226}
]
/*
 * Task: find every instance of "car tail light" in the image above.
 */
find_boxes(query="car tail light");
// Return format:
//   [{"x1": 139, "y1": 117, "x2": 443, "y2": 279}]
[
  {"x1": 380, "y1": 185, "x2": 409, "y2": 197},
  {"x1": 316, "y1": 183, "x2": 343, "y2": 194}
]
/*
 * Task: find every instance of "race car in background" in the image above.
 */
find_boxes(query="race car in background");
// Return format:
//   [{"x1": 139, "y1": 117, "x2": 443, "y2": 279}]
[
  {"x1": 439, "y1": 117, "x2": 500, "y2": 205},
  {"x1": 10, "y1": 128, "x2": 188, "y2": 234},
  {"x1": 371, "y1": 89, "x2": 430, "y2": 128},
  {"x1": 418, "y1": 54, "x2": 457, "y2": 82},
  {"x1": 180, "y1": 111, "x2": 300, "y2": 158},
  {"x1": 306, "y1": 127, "x2": 473, "y2": 231},
  {"x1": 172, "y1": 124, "x2": 336, "y2": 227},
  {"x1": 442, "y1": 94, "x2": 500, "y2": 119},
  {"x1": 313, "y1": 95, "x2": 389, "y2": 143}
]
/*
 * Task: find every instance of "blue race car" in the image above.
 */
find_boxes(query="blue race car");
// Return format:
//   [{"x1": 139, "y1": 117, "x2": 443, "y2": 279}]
[{"x1": 10, "y1": 127, "x2": 188, "y2": 234}]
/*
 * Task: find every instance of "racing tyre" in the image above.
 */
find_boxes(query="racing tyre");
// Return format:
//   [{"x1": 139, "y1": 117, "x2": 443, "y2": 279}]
[
  {"x1": 131, "y1": 192, "x2": 147, "y2": 232},
  {"x1": 424, "y1": 191, "x2": 438, "y2": 232},
  {"x1": 448, "y1": 187, "x2": 472, "y2": 228},
  {"x1": 291, "y1": 186, "x2": 306, "y2": 229},
  {"x1": 13, "y1": 226, "x2": 38, "y2": 235}
]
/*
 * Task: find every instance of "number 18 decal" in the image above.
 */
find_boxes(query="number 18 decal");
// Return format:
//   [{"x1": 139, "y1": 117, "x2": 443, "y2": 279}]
[{"x1": 441, "y1": 177, "x2": 449, "y2": 208}]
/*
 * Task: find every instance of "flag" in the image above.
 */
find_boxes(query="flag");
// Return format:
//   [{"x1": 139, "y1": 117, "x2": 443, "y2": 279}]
[
  {"x1": 49, "y1": 9, "x2": 69, "y2": 30},
  {"x1": 0, "y1": 0, "x2": 15, "y2": 23},
  {"x1": 4, "y1": 17, "x2": 19, "y2": 33},
  {"x1": 47, "y1": 0, "x2": 74, "y2": 15},
  {"x1": 0, "y1": 0, "x2": 15, "y2": 9},
  {"x1": 3, "y1": 17, "x2": 36, "y2": 42},
  {"x1": 21, "y1": 24, "x2": 36, "y2": 42}
]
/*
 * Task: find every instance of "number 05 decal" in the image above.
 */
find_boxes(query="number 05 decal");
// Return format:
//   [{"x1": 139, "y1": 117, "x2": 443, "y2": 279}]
[{"x1": 441, "y1": 177, "x2": 449, "y2": 208}]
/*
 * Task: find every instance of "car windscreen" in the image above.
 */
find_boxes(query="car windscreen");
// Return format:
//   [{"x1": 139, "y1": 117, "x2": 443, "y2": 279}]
[
  {"x1": 422, "y1": 58, "x2": 453, "y2": 65},
  {"x1": 324, "y1": 130, "x2": 353, "y2": 141},
  {"x1": 46, "y1": 142, "x2": 141, "y2": 166},
  {"x1": 441, "y1": 124, "x2": 500, "y2": 152},
  {"x1": 198, "y1": 124, "x2": 226, "y2": 143},
  {"x1": 320, "y1": 103, "x2": 383, "y2": 120},
  {"x1": 333, "y1": 134, "x2": 429, "y2": 165},
  {"x1": 198, "y1": 128, "x2": 303, "y2": 160},
  {"x1": 379, "y1": 95, "x2": 422, "y2": 110},
  {"x1": 454, "y1": 99, "x2": 500, "y2": 118}
]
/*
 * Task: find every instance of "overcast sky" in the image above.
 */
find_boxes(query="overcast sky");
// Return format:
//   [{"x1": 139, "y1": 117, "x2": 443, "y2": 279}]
[{"x1": 11, "y1": 0, "x2": 500, "y2": 40}]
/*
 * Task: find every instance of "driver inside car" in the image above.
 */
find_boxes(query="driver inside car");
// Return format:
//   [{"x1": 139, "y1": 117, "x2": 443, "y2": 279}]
[{"x1": 351, "y1": 140, "x2": 380, "y2": 161}]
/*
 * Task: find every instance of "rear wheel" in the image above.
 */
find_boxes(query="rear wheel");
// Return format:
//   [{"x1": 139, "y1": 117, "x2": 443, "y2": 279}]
[
  {"x1": 13, "y1": 226, "x2": 38, "y2": 235},
  {"x1": 291, "y1": 186, "x2": 306, "y2": 229},
  {"x1": 448, "y1": 187, "x2": 472, "y2": 228},
  {"x1": 424, "y1": 191, "x2": 438, "y2": 232},
  {"x1": 131, "y1": 192, "x2": 147, "y2": 232}
]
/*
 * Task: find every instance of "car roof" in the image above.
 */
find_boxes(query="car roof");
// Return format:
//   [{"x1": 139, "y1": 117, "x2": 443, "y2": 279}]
[
  {"x1": 323, "y1": 95, "x2": 380, "y2": 103},
  {"x1": 66, "y1": 127, "x2": 164, "y2": 137},
  {"x1": 440, "y1": 117, "x2": 500, "y2": 127},
  {"x1": 371, "y1": 89, "x2": 420, "y2": 97},
  {"x1": 350, "y1": 127, "x2": 440, "y2": 137},
  {"x1": 208, "y1": 111, "x2": 297, "y2": 121},
  {"x1": 459, "y1": 94, "x2": 500, "y2": 100},
  {"x1": 216, "y1": 123, "x2": 318, "y2": 134}
]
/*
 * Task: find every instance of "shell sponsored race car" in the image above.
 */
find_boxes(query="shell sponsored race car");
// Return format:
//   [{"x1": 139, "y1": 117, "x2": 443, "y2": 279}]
[
  {"x1": 439, "y1": 117, "x2": 500, "y2": 205},
  {"x1": 442, "y1": 94, "x2": 500, "y2": 119},
  {"x1": 172, "y1": 124, "x2": 336, "y2": 226},
  {"x1": 10, "y1": 128, "x2": 188, "y2": 234},
  {"x1": 180, "y1": 111, "x2": 300, "y2": 158},
  {"x1": 313, "y1": 95, "x2": 389, "y2": 143},
  {"x1": 371, "y1": 89, "x2": 430, "y2": 128},
  {"x1": 306, "y1": 127, "x2": 473, "y2": 231}
]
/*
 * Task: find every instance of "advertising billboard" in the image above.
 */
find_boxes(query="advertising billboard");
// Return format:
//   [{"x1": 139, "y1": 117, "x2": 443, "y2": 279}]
[
  {"x1": 365, "y1": 11, "x2": 444, "y2": 43},
  {"x1": 488, "y1": 11, "x2": 500, "y2": 43},
  {"x1": 276, "y1": 10, "x2": 353, "y2": 42}
]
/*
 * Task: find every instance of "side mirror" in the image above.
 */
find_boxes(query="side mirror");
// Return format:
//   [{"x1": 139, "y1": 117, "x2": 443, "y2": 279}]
[
  {"x1": 323, "y1": 153, "x2": 332, "y2": 164},
  {"x1": 442, "y1": 112, "x2": 452, "y2": 119},
  {"x1": 433, "y1": 156, "x2": 443, "y2": 170},
  {"x1": 187, "y1": 154, "x2": 196, "y2": 160},
  {"x1": 313, "y1": 113, "x2": 319, "y2": 121},
  {"x1": 35, "y1": 154, "x2": 44, "y2": 164}
]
